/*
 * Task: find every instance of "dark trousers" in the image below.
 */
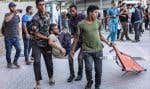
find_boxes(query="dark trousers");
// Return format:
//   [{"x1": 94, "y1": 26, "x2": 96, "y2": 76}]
[
  {"x1": 120, "y1": 22, "x2": 130, "y2": 40},
  {"x1": 117, "y1": 29, "x2": 121, "y2": 40},
  {"x1": 83, "y1": 51, "x2": 103, "y2": 87},
  {"x1": 32, "y1": 45, "x2": 53, "y2": 81},
  {"x1": 139, "y1": 22, "x2": 143, "y2": 35},
  {"x1": 68, "y1": 42, "x2": 83, "y2": 76},
  {"x1": 129, "y1": 23, "x2": 133, "y2": 33},
  {"x1": 134, "y1": 22, "x2": 140, "y2": 41},
  {"x1": 145, "y1": 19, "x2": 149, "y2": 30},
  {"x1": 4, "y1": 37, "x2": 21, "y2": 63},
  {"x1": 23, "y1": 36, "x2": 32, "y2": 61}
]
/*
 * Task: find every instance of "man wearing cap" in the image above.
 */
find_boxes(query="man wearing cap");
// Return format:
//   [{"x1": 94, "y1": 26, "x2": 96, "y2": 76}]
[{"x1": 1, "y1": 2, "x2": 21, "y2": 68}]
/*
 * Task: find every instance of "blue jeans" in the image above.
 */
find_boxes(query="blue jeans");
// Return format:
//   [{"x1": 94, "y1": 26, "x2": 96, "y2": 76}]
[
  {"x1": 107, "y1": 23, "x2": 118, "y2": 43},
  {"x1": 83, "y1": 51, "x2": 103, "y2": 87},
  {"x1": 134, "y1": 22, "x2": 140, "y2": 41},
  {"x1": 23, "y1": 36, "x2": 32, "y2": 61},
  {"x1": 4, "y1": 37, "x2": 21, "y2": 63}
]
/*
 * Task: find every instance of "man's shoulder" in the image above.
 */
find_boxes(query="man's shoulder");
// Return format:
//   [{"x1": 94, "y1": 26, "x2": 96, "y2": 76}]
[
  {"x1": 77, "y1": 13, "x2": 85, "y2": 19},
  {"x1": 22, "y1": 14, "x2": 29, "y2": 21},
  {"x1": 48, "y1": 34, "x2": 57, "y2": 40},
  {"x1": 46, "y1": 11, "x2": 52, "y2": 17},
  {"x1": 32, "y1": 13, "x2": 40, "y2": 21}
]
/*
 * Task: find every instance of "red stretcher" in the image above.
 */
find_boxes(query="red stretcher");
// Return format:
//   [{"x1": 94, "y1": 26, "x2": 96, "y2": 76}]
[{"x1": 103, "y1": 40, "x2": 147, "y2": 74}]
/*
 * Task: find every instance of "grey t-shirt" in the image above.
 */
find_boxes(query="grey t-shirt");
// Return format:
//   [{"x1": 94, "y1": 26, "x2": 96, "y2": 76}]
[{"x1": 3, "y1": 13, "x2": 20, "y2": 38}]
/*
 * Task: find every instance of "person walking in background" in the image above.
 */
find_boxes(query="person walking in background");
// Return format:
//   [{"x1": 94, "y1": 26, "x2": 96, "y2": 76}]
[
  {"x1": 22, "y1": 6, "x2": 33, "y2": 65},
  {"x1": 128, "y1": 4, "x2": 134, "y2": 34},
  {"x1": 144, "y1": 7, "x2": 149, "y2": 30},
  {"x1": 1, "y1": 2, "x2": 21, "y2": 68},
  {"x1": 117, "y1": 1, "x2": 123, "y2": 40},
  {"x1": 131, "y1": 4, "x2": 142, "y2": 42},
  {"x1": 107, "y1": 0, "x2": 120, "y2": 45},
  {"x1": 137, "y1": 3, "x2": 144, "y2": 35},
  {"x1": 119, "y1": 3, "x2": 131, "y2": 41}
]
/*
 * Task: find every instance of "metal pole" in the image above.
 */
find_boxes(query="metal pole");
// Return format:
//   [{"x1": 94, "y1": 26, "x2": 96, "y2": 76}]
[
  {"x1": 84, "y1": 0, "x2": 86, "y2": 10},
  {"x1": 73, "y1": 0, "x2": 76, "y2": 5},
  {"x1": 100, "y1": 0, "x2": 102, "y2": 9}
]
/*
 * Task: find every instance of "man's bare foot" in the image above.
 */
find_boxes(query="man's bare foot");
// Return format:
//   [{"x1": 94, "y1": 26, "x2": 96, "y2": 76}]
[{"x1": 34, "y1": 81, "x2": 41, "y2": 89}]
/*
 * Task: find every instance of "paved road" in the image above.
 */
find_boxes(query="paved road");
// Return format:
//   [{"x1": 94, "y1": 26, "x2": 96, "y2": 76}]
[{"x1": 0, "y1": 30, "x2": 150, "y2": 89}]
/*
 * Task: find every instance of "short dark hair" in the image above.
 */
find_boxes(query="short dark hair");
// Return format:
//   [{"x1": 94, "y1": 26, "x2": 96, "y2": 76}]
[
  {"x1": 49, "y1": 23, "x2": 57, "y2": 33},
  {"x1": 118, "y1": 1, "x2": 122, "y2": 4},
  {"x1": 26, "y1": 6, "x2": 33, "y2": 13},
  {"x1": 121, "y1": 3, "x2": 126, "y2": 7},
  {"x1": 111, "y1": 0, "x2": 115, "y2": 4},
  {"x1": 36, "y1": 0, "x2": 44, "y2": 6},
  {"x1": 87, "y1": 5, "x2": 99, "y2": 15},
  {"x1": 69, "y1": 4, "x2": 77, "y2": 10}
]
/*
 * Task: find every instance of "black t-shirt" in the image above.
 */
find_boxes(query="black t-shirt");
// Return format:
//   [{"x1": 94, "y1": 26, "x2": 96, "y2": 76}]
[
  {"x1": 119, "y1": 9, "x2": 128, "y2": 22},
  {"x1": 3, "y1": 13, "x2": 20, "y2": 38}
]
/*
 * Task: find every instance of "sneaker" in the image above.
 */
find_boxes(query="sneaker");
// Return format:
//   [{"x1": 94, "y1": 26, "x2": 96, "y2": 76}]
[
  {"x1": 67, "y1": 75, "x2": 75, "y2": 82},
  {"x1": 95, "y1": 86, "x2": 100, "y2": 89},
  {"x1": 13, "y1": 62, "x2": 20, "y2": 68},
  {"x1": 75, "y1": 75, "x2": 82, "y2": 81},
  {"x1": 49, "y1": 78, "x2": 55, "y2": 86},
  {"x1": 7, "y1": 63, "x2": 13, "y2": 68}
]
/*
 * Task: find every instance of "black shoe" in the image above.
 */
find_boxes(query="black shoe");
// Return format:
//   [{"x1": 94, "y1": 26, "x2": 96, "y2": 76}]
[
  {"x1": 120, "y1": 38, "x2": 124, "y2": 41},
  {"x1": 85, "y1": 81, "x2": 93, "y2": 89},
  {"x1": 7, "y1": 63, "x2": 12, "y2": 68},
  {"x1": 75, "y1": 75, "x2": 82, "y2": 81},
  {"x1": 13, "y1": 62, "x2": 20, "y2": 68},
  {"x1": 95, "y1": 86, "x2": 100, "y2": 89},
  {"x1": 126, "y1": 38, "x2": 132, "y2": 41},
  {"x1": 132, "y1": 40, "x2": 138, "y2": 43},
  {"x1": 67, "y1": 75, "x2": 75, "y2": 82}
]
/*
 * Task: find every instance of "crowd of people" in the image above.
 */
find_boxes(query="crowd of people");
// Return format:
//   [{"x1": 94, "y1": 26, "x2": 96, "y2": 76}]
[
  {"x1": 105, "y1": 1, "x2": 150, "y2": 44},
  {"x1": 0, "y1": 0, "x2": 150, "y2": 89}
]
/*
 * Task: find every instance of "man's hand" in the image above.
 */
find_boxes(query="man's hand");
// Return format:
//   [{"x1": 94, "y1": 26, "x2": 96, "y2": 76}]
[
  {"x1": 60, "y1": 48, "x2": 66, "y2": 56},
  {"x1": 70, "y1": 49, "x2": 75, "y2": 59},
  {"x1": 26, "y1": 33, "x2": 30, "y2": 39}
]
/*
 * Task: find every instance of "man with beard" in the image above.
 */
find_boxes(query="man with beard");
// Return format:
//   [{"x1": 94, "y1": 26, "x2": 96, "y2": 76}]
[
  {"x1": 1, "y1": 2, "x2": 21, "y2": 68},
  {"x1": 67, "y1": 4, "x2": 85, "y2": 82}
]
